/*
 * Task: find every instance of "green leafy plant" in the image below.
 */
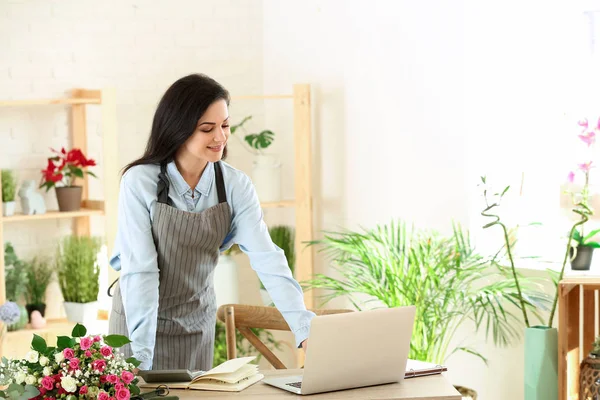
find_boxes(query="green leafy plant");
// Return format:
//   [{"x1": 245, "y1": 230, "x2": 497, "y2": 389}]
[
  {"x1": 23, "y1": 257, "x2": 53, "y2": 305},
  {"x1": 303, "y1": 220, "x2": 551, "y2": 365},
  {"x1": 56, "y1": 236, "x2": 101, "y2": 303},
  {"x1": 570, "y1": 228, "x2": 600, "y2": 248},
  {"x1": 213, "y1": 321, "x2": 283, "y2": 367},
  {"x1": 591, "y1": 335, "x2": 600, "y2": 357},
  {"x1": 230, "y1": 116, "x2": 275, "y2": 154},
  {"x1": 1, "y1": 170, "x2": 17, "y2": 202},
  {"x1": 4, "y1": 243, "x2": 27, "y2": 302}
]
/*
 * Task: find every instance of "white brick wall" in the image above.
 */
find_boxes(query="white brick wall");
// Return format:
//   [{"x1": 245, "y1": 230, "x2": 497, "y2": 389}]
[{"x1": 0, "y1": 0, "x2": 265, "y2": 317}]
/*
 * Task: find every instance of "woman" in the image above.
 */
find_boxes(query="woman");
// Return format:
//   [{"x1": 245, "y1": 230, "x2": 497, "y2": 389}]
[{"x1": 108, "y1": 73, "x2": 314, "y2": 372}]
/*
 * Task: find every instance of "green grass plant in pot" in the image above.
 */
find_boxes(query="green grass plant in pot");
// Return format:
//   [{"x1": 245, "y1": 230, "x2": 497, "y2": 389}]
[
  {"x1": 1, "y1": 169, "x2": 17, "y2": 217},
  {"x1": 56, "y1": 235, "x2": 101, "y2": 325},
  {"x1": 303, "y1": 219, "x2": 551, "y2": 398},
  {"x1": 23, "y1": 257, "x2": 53, "y2": 322}
]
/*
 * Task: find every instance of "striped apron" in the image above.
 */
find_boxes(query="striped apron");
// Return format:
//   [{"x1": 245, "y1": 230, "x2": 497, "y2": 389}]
[{"x1": 109, "y1": 161, "x2": 231, "y2": 371}]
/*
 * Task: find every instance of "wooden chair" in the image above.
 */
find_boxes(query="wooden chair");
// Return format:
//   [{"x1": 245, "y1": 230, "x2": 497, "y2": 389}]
[{"x1": 216, "y1": 304, "x2": 353, "y2": 369}]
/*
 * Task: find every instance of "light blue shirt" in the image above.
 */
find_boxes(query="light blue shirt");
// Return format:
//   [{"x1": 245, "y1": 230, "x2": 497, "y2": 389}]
[{"x1": 110, "y1": 160, "x2": 315, "y2": 370}]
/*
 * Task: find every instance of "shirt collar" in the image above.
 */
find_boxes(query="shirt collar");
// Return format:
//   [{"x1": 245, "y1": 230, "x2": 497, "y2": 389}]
[{"x1": 166, "y1": 161, "x2": 214, "y2": 198}]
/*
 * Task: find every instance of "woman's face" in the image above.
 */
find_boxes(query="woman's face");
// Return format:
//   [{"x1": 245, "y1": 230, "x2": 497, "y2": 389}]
[{"x1": 181, "y1": 99, "x2": 230, "y2": 163}]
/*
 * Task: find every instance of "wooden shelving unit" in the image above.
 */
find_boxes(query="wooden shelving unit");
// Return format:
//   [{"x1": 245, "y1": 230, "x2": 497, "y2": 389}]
[{"x1": 0, "y1": 88, "x2": 119, "y2": 355}]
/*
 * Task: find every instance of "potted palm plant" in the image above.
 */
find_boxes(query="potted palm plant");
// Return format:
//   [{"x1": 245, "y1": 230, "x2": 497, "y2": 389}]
[
  {"x1": 56, "y1": 235, "x2": 101, "y2": 325},
  {"x1": 23, "y1": 257, "x2": 53, "y2": 321},
  {"x1": 260, "y1": 225, "x2": 295, "y2": 306},
  {"x1": 303, "y1": 219, "x2": 550, "y2": 398},
  {"x1": 1, "y1": 169, "x2": 17, "y2": 217}
]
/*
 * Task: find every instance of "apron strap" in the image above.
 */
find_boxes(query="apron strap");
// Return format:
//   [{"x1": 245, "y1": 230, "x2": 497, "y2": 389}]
[
  {"x1": 214, "y1": 162, "x2": 227, "y2": 204},
  {"x1": 157, "y1": 164, "x2": 172, "y2": 205}
]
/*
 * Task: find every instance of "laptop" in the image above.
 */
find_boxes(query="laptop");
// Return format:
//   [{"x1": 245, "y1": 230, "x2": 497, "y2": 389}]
[{"x1": 262, "y1": 305, "x2": 416, "y2": 395}]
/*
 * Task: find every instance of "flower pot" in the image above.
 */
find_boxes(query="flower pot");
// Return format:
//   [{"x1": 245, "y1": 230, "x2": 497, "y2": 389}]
[
  {"x1": 252, "y1": 154, "x2": 281, "y2": 202},
  {"x1": 2, "y1": 201, "x2": 15, "y2": 217},
  {"x1": 524, "y1": 326, "x2": 558, "y2": 400},
  {"x1": 214, "y1": 255, "x2": 239, "y2": 307},
  {"x1": 580, "y1": 354, "x2": 600, "y2": 399},
  {"x1": 570, "y1": 245, "x2": 594, "y2": 271},
  {"x1": 25, "y1": 303, "x2": 46, "y2": 322},
  {"x1": 63, "y1": 301, "x2": 98, "y2": 325},
  {"x1": 55, "y1": 186, "x2": 82, "y2": 212}
]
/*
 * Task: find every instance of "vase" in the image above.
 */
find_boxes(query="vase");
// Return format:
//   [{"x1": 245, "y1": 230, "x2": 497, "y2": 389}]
[
  {"x1": 25, "y1": 303, "x2": 46, "y2": 322},
  {"x1": 252, "y1": 154, "x2": 281, "y2": 202},
  {"x1": 63, "y1": 301, "x2": 98, "y2": 325},
  {"x1": 55, "y1": 186, "x2": 82, "y2": 211},
  {"x1": 570, "y1": 245, "x2": 594, "y2": 271},
  {"x1": 2, "y1": 201, "x2": 15, "y2": 217},
  {"x1": 580, "y1": 355, "x2": 600, "y2": 399},
  {"x1": 213, "y1": 255, "x2": 239, "y2": 307},
  {"x1": 524, "y1": 326, "x2": 558, "y2": 400}
]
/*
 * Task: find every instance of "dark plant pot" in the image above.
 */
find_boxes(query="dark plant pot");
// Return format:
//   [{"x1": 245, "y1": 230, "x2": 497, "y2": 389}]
[
  {"x1": 570, "y1": 245, "x2": 594, "y2": 271},
  {"x1": 55, "y1": 186, "x2": 82, "y2": 211},
  {"x1": 25, "y1": 303, "x2": 46, "y2": 322}
]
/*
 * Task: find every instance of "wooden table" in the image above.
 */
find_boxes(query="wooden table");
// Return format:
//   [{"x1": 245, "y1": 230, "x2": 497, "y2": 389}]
[
  {"x1": 170, "y1": 369, "x2": 461, "y2": 399},
  {"x1": 558, "y1": 277, "x2": 600, "y2": 400}
]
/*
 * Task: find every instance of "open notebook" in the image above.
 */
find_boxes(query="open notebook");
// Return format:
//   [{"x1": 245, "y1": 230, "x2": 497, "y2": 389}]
[
  {"x1": 404, "y1": 359, "x2": 448, "y2": 379},
  {"x1": 139, "y1": 357, "x2": 264, "y2": 392}
]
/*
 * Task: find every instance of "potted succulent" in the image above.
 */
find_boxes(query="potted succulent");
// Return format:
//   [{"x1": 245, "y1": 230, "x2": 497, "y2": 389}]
[
  {"x1": 230, "y1": 116, "x2": 280, "y2": 202},
  {"x1": 23, "y1": 257, "x2": 53, "y2": 321},
  {"x1": 56, "y1": 235, "x2": 101, "y2": 325},
  {"x1": 3, "y1": 243, "x2": 28, "y2": 331},
  {"x1": 39, "y1": 147, "x2": 96, "y2": 211},
  {"x1": 1, "y1": 169, "x2": 17, "y2": 217},
  {"x1": 260, "y1": 226, "x2": 295, "y2": 306}
]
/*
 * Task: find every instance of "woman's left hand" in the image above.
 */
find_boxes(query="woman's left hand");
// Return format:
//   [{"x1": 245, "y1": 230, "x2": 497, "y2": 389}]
[{"x1": 301, "y1": 339, "x2": 308, "y2": 352}]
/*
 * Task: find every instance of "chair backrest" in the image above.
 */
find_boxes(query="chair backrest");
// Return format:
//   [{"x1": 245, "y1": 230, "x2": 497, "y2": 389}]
[{"x1": 216, "y1": 304, "x2": 353, "y2": 369}]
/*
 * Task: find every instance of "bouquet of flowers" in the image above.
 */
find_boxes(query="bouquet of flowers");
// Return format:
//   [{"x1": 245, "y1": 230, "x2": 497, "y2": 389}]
[
  {"x1": 0, "y1": 324, "x2": 141, "y2": 400},
  {"x1": 39, "y1": 148, "x2": 96, "y2": 192}
]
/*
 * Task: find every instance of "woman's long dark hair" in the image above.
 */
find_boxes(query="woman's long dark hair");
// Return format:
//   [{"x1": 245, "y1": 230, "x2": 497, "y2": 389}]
[{"x1": 123, "y1": 73, "x2": 230, "y2": 174}]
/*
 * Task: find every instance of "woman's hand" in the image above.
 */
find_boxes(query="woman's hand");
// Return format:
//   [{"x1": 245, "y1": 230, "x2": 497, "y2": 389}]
[{"x1": 301, "y1": 339, "x2": 308, "y2": 352}]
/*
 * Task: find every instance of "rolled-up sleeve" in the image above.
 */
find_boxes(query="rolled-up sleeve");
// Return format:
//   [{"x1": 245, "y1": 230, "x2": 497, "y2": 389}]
[
  {"x1": 112, "y1": 173, "x2": 160, "y2": 370},
  {"x1": 229, "y1": 174, "x2": 315, "y2": 347}
]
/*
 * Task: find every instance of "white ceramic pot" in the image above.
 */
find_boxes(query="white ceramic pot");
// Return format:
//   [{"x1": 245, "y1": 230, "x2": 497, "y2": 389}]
[
  {"x1": 213, "y1": 255, "x2": 239, "y2": 307},
  {"x1": 63, "y1": 301, "x2": 98, "y2": 325},
  {"x1": 2, "y1": 201, "x2": 15, "y2": 217},
  {"x1": 252, "y1": 154, "x2": 282, "y2": 202}
]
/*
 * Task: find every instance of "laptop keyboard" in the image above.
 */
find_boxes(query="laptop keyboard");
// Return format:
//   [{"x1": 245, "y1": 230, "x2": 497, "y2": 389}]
[{"x1": 286, "y1": 382, "x2": 302, "y2": 388}]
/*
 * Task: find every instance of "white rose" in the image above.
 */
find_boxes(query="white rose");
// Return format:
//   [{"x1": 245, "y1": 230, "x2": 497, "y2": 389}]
[
  {"x1": 39, "y1": 356, "x2": 49, "y2": 366},
  {"x1": 25, "y1": 375, "x2": 36, "y2": 385},
  {"x1": 15, "y1": 371, "x2": 26, "y2": 384},
  {"x1": 75, "y1": 370, "x2": 82, "y2": 377},
  {"x1": 43, "y1": 366, "x2": 52, "y2": 376},
  {"x1": 25, "y1": 351, "x2": 39, "y2": 364},
  {"x1": 61, "y1": 375, "x2": 77, "y2": 393},
  {"x1": 55, "y1": 352, "x2": 65, "y2": 363}
]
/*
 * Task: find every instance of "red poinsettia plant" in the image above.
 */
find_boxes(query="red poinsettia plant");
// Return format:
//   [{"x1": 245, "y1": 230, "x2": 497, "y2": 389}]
[{"x1": 40, "y1": 147, "x2": 97, "y2": 192}]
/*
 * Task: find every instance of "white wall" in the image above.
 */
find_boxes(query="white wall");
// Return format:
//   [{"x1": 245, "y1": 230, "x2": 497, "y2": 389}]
[{"x1": 262, "y1": 1, "x2": 591, "y2": 399}]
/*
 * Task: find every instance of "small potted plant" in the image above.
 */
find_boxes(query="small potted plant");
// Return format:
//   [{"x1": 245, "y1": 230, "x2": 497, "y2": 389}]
[
  {"x1": 569, "y1": 228, "x2": 600, "y2": 270},
  {"x1": 39, "y1": 147, "x2": 96, "y2": 211},
  {"x1": 260, "y1": 225, "x2": 295, "y2": 306},
  {"x1": 1, "y1": 169, "x2": 17, "y2": 217},
  {"x1": 23, "y1": 257, "x2": 53, "y2": 321},
  {"x1": 230, "y1": 116, "x2": 280, "y2": 202},
  {"x1": 56, "y1": 235, "x2": 101, "y2": 325},
  {"x1": 579, "y1": 335, "x2": 600, "y2": 399},
  {"x1": 3, "y1": 242, "x2": 28, "y2": 331}
]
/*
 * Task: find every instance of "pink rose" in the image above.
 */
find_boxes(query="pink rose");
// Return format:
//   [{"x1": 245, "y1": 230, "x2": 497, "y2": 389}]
[
  {"x1": 116, "y1": 388, "x2": 131, "y2": 400},
  {"x1": 100, "y1": 346, "x2": 113, "y2": 357},
  {"x1": 79, "y1": 386, "x2": 88, "y2": 395},
  {"x1": 121, "y1": 371, "x2": 134, "y2": 385},
  {"x1": 80, "y1": 337, "x2": 93, "y2": 350},
  {"x1": 92, "y1": 359, "x2": 107, "y2": 372},
  {"x1": 85, "y1": 350, "x2": 92, "y2": 358},
  {"x1": 63, "y1": 348, "x2": 75, "y2": 359},
  {"x1": 99, "y1": 375, "x2": 108, "y2": 383},
  {"x1": 107, "y1": 374, "x2": 119, "y2": 384},
  {"x1": 41, "y1": 376, "x2": 54, "y2": 391},
  {"x1": 115, "y1": 383, "x2": 124, "y2": 391},
  {"x1": 111, "y1": 397, "x2": 116, "y2": 400},
  {"x1": 69, "y1": 358, "x2": 79, "y2": 370},
  {"x1": 94, "y1": 335, "x2": 102, "y2": 342},
  {"x1": 98, "y1": 392, "x2": 110, "y2": 400}
]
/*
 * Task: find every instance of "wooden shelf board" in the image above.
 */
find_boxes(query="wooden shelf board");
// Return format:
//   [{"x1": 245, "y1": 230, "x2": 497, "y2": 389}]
[
  {"x1": 2, "y1": 208, "x2": 104, "y2": 222},
  {"x1": 260, "y1": 200, "x2": 295, "y2": 208},
  {"x1": 0, "y1": 98, "x2": 101, "y2": 106}
]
